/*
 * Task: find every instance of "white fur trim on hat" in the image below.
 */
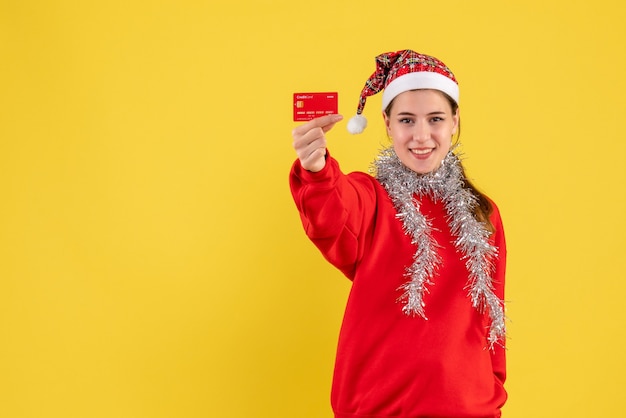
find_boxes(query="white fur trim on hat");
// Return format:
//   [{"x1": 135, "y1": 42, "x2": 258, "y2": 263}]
[{"x1": 381, "y1": 72, "x2": 459, "y2": 111}]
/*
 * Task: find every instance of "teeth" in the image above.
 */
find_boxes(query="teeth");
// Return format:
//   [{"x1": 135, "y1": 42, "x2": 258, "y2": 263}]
[{"x1": 411, "y1": 149, "x2": 431, "y2": 155}]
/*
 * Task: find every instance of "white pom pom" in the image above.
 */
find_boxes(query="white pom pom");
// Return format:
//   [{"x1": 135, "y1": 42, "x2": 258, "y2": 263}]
[{"x1": 347, "y1": 114, "x2": 367, "y2": 134}]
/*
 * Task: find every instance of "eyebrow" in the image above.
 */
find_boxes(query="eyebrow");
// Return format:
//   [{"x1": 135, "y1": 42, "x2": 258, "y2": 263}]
[{"x1": 396, "y1": 111, "x2": 447, "y2": 116}]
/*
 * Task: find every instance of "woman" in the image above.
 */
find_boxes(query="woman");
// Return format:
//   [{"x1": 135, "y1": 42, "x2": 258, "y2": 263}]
[{"x1": 290, "y1": 50, "x2": 507, "y2": 418}]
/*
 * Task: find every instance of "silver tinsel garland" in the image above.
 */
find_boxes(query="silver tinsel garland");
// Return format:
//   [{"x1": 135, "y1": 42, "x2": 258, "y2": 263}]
[{"x1": 372, "y1": 147, "x2": 506, "y2": 349}]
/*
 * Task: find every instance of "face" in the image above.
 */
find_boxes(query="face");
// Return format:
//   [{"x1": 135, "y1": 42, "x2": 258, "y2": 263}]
[{"x1": 383, "y1": 89, "x2": 459, "y2": 174}]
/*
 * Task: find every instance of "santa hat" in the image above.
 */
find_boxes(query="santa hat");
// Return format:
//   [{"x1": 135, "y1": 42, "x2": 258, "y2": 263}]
[{"x1": 347, "y1": 50, "x2": 459, "y2": 134}]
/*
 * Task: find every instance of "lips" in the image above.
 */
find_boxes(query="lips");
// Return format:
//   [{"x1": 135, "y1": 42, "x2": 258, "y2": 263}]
[{"x1": 410, "y1": 148, "x2": 434, "y2": 159}]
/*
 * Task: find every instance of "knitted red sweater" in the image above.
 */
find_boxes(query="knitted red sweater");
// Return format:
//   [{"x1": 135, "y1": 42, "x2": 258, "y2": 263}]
[{"x1": 290, "y1": 155, "x2": 507, "y2": 418}]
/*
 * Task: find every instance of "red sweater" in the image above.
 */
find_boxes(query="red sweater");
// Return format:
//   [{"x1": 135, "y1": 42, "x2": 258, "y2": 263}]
[{"x1": 290, "y1": 155, "x2": 507, "y2": 418}]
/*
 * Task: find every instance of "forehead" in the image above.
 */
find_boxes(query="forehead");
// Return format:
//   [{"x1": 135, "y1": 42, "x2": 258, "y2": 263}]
[{"x1": 392, "y1": 89, "x2": 451, "y2": 109}]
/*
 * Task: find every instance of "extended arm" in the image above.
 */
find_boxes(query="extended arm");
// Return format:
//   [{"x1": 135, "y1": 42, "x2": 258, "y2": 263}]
[{"x1": 290, "y1": 115, "x2": 377, "y2": 279}]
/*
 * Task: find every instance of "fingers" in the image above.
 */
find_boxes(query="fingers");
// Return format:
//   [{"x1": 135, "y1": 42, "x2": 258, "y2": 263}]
[
  {"x1": 292, "y1": 114, "x2": 343, "y2": 173},
  {"x1": 292, "y1": 114, "x2": 343, "y2": 137},
  {"x1": 293, "y1": 126, "x2": 327, "y2": 172},
  {"x1": 299, "y1": 144, "x2": 327, "y2": 172}
]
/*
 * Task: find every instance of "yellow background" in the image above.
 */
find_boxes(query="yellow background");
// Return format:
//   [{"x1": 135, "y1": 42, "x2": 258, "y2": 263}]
[{"x1": 1, "y1": 1, "x2": 624, "y2": 417}]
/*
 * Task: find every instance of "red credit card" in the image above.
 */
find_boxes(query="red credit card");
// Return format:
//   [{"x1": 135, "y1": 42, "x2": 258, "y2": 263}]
[{"x1": 293, "y1": 92, "x2": 338, "y2": 121}]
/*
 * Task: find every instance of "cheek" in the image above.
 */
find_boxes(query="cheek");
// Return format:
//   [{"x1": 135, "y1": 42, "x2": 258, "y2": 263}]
[
  {"x1": 439, "y1": 130, "x2": 453, "y2": 147},
  {"x1": 391, "y1": 130, "x2": 407, "y2": 147},
  {"x1": 387, "y1": 123, "x2": 406, "y2": 140},
  {"x1": 440, "y1": 140, "x2": 452, "y2": 154},
  {"x1": 391, "y1": 138, "x2": 404, "y2": 156}
]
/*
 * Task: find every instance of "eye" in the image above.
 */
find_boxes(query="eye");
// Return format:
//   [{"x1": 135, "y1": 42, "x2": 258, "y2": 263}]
[
  {"x1": 430, "y1": 116, "x2": 444, "y2": 123},
  {"x1": 399, "y1": 117, "x2": 413, "y2": 124}
]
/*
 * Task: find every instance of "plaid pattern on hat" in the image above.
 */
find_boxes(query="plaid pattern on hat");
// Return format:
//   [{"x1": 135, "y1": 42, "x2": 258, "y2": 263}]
[{"x1": 347, "y1": 50, "x2": 458, "y2": 134}]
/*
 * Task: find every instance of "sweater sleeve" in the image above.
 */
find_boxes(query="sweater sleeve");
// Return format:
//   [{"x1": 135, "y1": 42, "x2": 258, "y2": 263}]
[
  {"x1": 489, "y1": 201, "x2": 507, "y2": 385},
  {"x1": 289, "y1": 154, "x2": 378, "y2": 279}
]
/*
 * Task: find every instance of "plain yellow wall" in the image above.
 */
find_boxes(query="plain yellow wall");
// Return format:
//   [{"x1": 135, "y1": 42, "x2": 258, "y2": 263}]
[{"x1": 1, "y1": 1, "x2": 625, "y2": 417}]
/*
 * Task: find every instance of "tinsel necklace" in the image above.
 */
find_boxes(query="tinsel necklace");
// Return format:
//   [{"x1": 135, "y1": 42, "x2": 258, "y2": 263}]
[{"x1": 372, "y1": 146, "x2": 506, "y2": 348}]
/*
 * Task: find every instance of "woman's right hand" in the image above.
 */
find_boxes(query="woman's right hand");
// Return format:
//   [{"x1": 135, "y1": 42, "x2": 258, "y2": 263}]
[{"x1": 292, "y1": 114, "x2": 343, "y2": 172}]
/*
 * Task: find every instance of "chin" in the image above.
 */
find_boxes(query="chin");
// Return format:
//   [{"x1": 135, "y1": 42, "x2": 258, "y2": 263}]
[
  {"x1": 407, "y1": 162, "x2": 437, "y2": 175},
  {"x1": 414, "y1": 168, "x2": 434, "y2": 175},
  {"x1": 397, "y1": 153, "x2": 440, "y2": 175}
]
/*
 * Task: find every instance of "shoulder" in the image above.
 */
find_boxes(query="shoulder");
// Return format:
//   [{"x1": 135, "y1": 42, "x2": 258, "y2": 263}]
[
  {"x1": 484, "y1": 196, "x2": 506, "y2": 250},
  {"x1": 486, "y1": 197, "x2": 504, "y2": 223}
]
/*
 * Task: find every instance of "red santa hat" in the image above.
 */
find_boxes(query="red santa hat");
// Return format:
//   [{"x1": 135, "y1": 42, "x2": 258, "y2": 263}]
[{"x1": 347, "y1": 50, "x2": 459, "y2": 134}]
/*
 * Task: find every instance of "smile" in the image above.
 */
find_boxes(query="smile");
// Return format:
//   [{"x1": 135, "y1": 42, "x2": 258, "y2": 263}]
[{"x1": 410, "y1": 148, "x2": 433, "y2": 155}]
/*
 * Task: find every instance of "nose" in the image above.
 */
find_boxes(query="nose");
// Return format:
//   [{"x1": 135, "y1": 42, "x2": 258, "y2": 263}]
[{"x1": 412, "y1": 121, "x2": 430, "y2": 142}]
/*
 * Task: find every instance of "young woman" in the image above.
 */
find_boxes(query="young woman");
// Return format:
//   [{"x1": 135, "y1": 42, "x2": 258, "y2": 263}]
[{"x1": 290, "y1": 50, "x2": 507, "y2": 418}]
